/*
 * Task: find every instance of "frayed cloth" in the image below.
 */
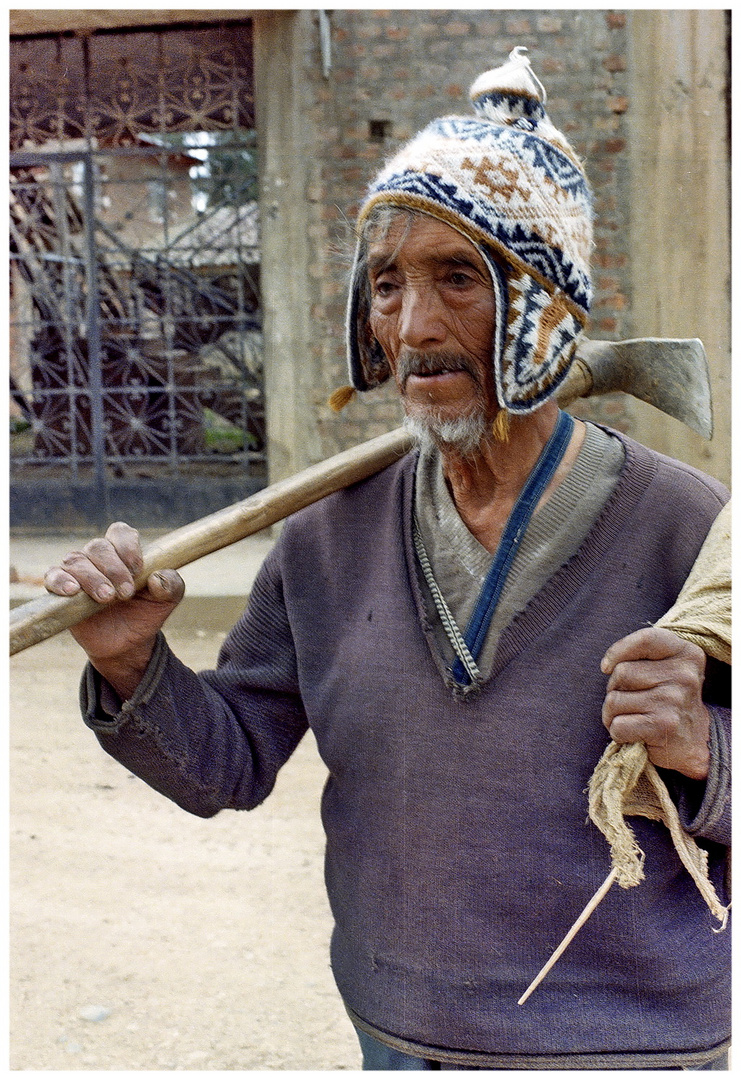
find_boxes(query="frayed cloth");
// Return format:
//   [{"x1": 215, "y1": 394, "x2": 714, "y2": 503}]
[{"x1": 588, "y1": 741, "x2": 728, "y2": 927}]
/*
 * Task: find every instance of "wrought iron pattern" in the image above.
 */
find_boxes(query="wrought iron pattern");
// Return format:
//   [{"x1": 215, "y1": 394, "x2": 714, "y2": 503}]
[
  {"x1": 10, "y1": 25, "x2": 255, "y2": 149},
  {"x1": 10, "y1": 22, "x2": 264, "y2": 483}
]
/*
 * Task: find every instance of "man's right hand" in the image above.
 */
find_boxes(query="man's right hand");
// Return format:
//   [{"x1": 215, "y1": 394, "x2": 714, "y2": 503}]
[{"x1": 44, "y1": 521, "x2": 184, "y2": 700}]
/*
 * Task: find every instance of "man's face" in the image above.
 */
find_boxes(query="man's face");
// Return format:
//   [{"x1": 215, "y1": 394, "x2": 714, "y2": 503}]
[{"x1": 367, "y1": 215, "x2": 498, "y2": 442}]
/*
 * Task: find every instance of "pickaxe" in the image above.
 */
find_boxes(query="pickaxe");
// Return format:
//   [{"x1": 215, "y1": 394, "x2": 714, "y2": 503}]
[{"x1": 9, "y1": 336, "x2": 712, "y2": 656}]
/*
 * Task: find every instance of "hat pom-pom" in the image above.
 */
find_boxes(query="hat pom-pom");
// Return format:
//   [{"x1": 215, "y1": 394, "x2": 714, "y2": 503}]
[{"x1": 469, "y1": 46, "x2": 547, "y2": 128}]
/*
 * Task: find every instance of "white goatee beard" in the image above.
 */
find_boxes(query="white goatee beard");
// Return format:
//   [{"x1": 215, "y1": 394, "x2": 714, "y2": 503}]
[{"x1": 403, "y1": 410, "x2": 489, "y2": 458}]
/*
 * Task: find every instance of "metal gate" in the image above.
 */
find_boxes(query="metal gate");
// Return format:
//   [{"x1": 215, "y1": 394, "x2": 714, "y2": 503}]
[{"x1": 9, "y1": 21, "x2": 265, "y2": 528}]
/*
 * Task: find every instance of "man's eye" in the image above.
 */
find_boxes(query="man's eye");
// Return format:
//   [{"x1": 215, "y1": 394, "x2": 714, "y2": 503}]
[
  {"x1": 373, "y1": 280, "x2": 397, "y2": 297},
  {"x1": 449, "y1": 271, "x2": 473, "y2": 287}
]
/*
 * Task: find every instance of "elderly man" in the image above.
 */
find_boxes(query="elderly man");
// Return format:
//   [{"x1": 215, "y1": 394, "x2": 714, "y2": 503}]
[{"x1": 46, "y1": 50, "x2": 729, "y2": 1069}]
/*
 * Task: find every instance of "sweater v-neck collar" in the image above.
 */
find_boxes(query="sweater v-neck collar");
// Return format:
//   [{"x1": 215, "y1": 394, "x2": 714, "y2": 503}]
[{"x1": 403, "y1": 429, "x2": 658, "y2": 696}]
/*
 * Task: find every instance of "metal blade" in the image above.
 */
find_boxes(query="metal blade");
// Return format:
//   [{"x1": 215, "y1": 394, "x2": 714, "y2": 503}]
[{"x1": 574, "y1": 337, "x2": 713, "y2": 440}]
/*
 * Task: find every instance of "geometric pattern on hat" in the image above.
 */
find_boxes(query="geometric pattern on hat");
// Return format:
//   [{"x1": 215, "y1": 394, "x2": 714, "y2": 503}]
[
  {"x1": 498, "y1": 261, "x2": 582, "y2": 411},
  {"x1": 362, "y1": 119, "x2": 593, "y2": 315},
  {"x1": 346, "y1": 47, "x2": 593, "y2": 412},
  {"x1": 481, "y1": 250, "x2": 581, "y2": 413}
]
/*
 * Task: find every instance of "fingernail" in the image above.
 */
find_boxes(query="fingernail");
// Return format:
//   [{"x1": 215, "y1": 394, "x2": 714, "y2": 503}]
[
  {"x1": 97, "y1": 584, "x2": 115, "y2": 601},
  {"x1": 62, "y1": 580, "x2": 79, "y2": 595},
  {"x1": 118, "y1": 582, "x2": 135, "y2": 599}
]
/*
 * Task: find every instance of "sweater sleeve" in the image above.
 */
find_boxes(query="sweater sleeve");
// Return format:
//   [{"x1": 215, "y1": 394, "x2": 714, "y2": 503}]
[
  {"x1": 674, "y1": 706, "x2": 731, "y2": 847},
  {"x1": 79, "y1": 546, "x2": 309, "y2": 819},
  {"x1": 680, "y1": 655, "x2": 732, "y2": 846}
]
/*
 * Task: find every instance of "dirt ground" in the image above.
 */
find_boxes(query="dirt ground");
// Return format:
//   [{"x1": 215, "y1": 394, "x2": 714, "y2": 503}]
[{"x1": 9, "y1": 627, "x2": 362, "y2": 1071}]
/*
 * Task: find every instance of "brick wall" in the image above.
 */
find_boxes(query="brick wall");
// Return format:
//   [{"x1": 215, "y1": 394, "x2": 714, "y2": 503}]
[{"x1": 299, "y1": 9, "x2": 634, "y2": 457}]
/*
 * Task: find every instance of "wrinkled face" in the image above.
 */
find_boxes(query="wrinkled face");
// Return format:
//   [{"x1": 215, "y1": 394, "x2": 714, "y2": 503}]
[{"x1": 367, "y1": 214, "x2": 498, "y2": 445}]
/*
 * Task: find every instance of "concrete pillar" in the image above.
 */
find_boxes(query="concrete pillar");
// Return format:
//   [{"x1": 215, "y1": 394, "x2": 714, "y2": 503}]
[
  {"x1": 253, "y1": 11, "x2": 323, "y2": 484},
  {"x1": 626, "y1": 10, "x2": 730, "y2": 485}
]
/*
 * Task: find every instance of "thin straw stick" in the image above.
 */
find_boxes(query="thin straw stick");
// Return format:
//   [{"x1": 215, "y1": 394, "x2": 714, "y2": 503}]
[{"x1": 517, "y1": 867, "x2": 618, "y2": 1005}]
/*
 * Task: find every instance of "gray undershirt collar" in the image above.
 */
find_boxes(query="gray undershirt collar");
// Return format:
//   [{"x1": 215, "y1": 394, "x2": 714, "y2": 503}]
[{"x1": 414, "y1": 421, "x2": 625, "y2": 680}]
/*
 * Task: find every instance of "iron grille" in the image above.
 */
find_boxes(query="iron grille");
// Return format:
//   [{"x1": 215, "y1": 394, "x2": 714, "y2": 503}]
[{"x1": 10, "y1": 22, "x2": 265, "y2": 517}]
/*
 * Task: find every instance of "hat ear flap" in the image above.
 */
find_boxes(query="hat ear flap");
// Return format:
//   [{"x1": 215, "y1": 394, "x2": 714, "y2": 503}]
[
  {"x1": 479, "y1": 247, "x2": 511, "y2": 412},
  {"x1": 346, "y1": 246, "x2": 392, "y2": 391},
  {"x1": 496, "y1": 266, "x2": 583, "y2": 413}
]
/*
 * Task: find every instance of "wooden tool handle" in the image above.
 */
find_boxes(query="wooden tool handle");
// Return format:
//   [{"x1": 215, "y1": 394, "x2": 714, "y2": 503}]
[
  {"x1": 9, "y1": 357, "x2": 603, "y2": 658},
  {"x1": 9, "y1": 426, "x2": 412, "y2": 655}
]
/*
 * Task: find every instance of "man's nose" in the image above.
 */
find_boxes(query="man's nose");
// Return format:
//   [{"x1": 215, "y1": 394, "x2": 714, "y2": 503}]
[{"x1": 398, "y1": 286, "x2": 448, "y2": 350}]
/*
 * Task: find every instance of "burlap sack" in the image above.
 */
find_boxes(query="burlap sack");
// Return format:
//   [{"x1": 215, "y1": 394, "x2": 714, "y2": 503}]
[{"x1": 656, "y1": 502, "x2": 731, "y2": 665}]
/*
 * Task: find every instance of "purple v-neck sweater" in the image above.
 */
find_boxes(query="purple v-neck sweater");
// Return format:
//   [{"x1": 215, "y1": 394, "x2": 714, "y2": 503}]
[{"x1": 83, "y1": 431, "x2": 730, "y2": 1066}]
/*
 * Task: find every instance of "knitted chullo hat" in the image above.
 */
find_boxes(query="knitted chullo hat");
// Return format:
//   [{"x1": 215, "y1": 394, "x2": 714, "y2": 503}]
[{"x1": 343, "y1": 47, "x2": 594, "y2": 415}]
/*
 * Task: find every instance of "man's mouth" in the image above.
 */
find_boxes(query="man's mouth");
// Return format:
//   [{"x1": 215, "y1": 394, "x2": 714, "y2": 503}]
[
  {"x1": 400, "y1": 355, "x2": 484, "y2": 411},
  {"x1": 397, "y1": 352, "x2": 474, "y2": 391},
  {"x1": 405, "y1": 370, "x2": 470, "y2": 398}
]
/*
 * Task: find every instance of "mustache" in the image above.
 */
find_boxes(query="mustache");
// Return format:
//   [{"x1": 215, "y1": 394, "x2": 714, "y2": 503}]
[{"x1": 396, "y1": 350, "x2": 480, "y2": 389}]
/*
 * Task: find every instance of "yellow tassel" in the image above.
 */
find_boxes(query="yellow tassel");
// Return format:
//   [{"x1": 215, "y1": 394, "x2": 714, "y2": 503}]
[
  {"x1": 328, "y1": 385, "x2": 357, "y2": 412},
  {"x1": 492, "y1": 409, "x2": 511, "y2": 443}
]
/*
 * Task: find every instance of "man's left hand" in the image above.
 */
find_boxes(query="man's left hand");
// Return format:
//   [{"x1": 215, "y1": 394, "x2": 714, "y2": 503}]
[{"x1": 600, "y1": 626, "x2": 711, "y2": 781}]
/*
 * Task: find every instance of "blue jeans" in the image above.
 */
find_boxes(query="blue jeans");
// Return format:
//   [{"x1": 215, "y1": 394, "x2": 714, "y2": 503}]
[{"x1": 355, "y1": 1028, "x2": 729, "y2": 1071}]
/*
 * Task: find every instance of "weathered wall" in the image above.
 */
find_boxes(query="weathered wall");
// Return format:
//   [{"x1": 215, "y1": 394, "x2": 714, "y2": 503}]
[
  {"x1": 9, "y1": 9, "x2": 731, "y2": 486},
  {"x1": 256, "y1": 8, "x2": 729, "y2": 486},
  {"x1": 253, "y1": 13, "x2": 324, "y2": 483},
  {"x1": 287, "y1": 9, "x2": 638, "y2": 468},
  {"x1": 8, "y1": 10, "x2": 252, "y2": 34},
  {"x1": 626, "y1": 10, "x2": 730, "y2": 486}
]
